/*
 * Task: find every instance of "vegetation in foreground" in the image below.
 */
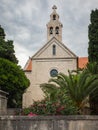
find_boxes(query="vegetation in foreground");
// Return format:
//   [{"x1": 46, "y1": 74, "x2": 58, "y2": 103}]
[
  {"x1": 0, "y1": 58, "x2": 30, "y2": 108},
  {"x1": 22, "y1": 64, "x2": 98, "y2": 115},
  {"x1": 0, "y1": 26, "x2": 30, "y2": 108}
]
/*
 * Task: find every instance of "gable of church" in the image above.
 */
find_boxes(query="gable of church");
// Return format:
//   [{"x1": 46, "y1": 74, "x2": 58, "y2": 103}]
[{"x1": 32, "y1": 37, "x2": 77, "y2": 59}]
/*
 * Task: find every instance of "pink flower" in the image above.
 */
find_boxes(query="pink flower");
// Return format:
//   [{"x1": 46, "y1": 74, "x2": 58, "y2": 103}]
[{"x1": 28, "y1": 112, "x2": 37, "y2": 116}]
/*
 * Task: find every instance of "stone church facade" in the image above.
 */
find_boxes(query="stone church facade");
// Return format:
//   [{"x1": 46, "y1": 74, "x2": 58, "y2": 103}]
[{"x1": 23, "y1": 5, "x2": 79, "y2": 108}]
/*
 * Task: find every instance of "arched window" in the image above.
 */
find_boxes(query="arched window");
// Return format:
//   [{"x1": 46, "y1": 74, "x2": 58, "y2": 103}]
[
  {"x1": 55, "y1": 26, "x2": 59, "y2": 34},
  {"x1": 53, "y1": 15, "x2": 56, "y2": 20},
  {"x1": 50, "y1": 27, "x2": 53, "y2": 34},
  {"x1": 53, "y1": 45, "x2": 56, "y2": 55}
]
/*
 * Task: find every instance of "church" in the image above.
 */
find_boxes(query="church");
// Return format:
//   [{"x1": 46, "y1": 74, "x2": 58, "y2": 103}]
[{"x1": 23, "y1": 5, "x2": 88, "y2": 108}]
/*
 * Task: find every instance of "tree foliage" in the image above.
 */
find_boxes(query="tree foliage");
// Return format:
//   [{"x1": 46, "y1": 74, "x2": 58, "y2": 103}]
[
  {"x1": 0, "y1": 26, "x2": 18, "y2": 64},
  {"x1": 0, "y1": 58, "x2": 30, "y2": 108},
  {"x1": 88, "y1": 9, "x2": 98, "y2": 62}
]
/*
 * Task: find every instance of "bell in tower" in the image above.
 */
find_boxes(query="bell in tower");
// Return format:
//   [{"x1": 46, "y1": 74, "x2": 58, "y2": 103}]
[{"x1": 47, "y1": 5, "x2": 63, "y2": 42}]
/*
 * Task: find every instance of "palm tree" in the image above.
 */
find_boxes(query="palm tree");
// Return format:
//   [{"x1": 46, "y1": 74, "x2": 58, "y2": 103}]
[
  {"x1": 85, "y1": 62, "x2": 98, "y2": 114},
  {"x1": 40, "y1": 83, "x2": 59, "y2": 101},
  {"x1": 41, "y1": 70, "x2": 98, "y2": 114},
  {"x1": 85, "y1": 62, "x2": 98, "y2": 75},
  {"x1": 40, "y1": 77, "x2": 78, "y2": 115}
]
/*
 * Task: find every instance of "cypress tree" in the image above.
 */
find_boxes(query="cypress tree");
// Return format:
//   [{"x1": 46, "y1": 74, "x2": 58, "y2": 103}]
[
  {"x1": 88, "y1": 9, "x2": 98, "y2": 62},
  {"x1": 0, "y1": 25, "x2": 18, "y2": 64},
  {"x1": 88, "y1": 9, "x2": 98, "y2": 114},
  {"x1": 0, "y1": 25, "x2": 5, "y2": 39}
]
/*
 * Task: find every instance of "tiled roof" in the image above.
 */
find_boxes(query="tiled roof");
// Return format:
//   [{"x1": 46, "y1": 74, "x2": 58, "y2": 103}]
[
  {"x1": 78, "y1": 57, "x2": 88, "y2": 69},
  {"x1": 24, "y1": 58, "x2": 32, "y2": 71}
]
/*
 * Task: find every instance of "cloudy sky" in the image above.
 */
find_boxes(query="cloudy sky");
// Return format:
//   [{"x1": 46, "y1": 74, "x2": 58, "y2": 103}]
[{"x1": 0, "y1": 0, "x2": 98, "y2": 68}]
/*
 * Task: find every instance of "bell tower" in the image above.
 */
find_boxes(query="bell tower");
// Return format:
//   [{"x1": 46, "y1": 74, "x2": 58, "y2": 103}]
[{"x1": 47, "y1": 5, "x2": 63, "y2": 42}]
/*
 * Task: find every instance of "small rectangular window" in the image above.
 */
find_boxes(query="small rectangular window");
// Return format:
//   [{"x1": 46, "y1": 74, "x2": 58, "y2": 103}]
[{"x1": 53, "y1": 45, "x2": 56, "y2": 55}]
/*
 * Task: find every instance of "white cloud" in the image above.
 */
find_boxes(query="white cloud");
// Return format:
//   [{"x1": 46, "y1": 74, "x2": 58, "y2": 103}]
[{"x1": 14, "y1": 42, "x2": 33, "y2": 68}]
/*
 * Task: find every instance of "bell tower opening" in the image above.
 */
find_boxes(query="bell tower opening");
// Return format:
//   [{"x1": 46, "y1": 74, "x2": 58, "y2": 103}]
[
  {"x1": 47, "y1": 5, "x2": 63, "y2": 42},
  {"x1": 55, "y1": 26, "x2": 59, "y2": 34},
  {"x1": 50, "y1": 27, "x2": 53, "y2": 34},
  {"x1": 53, "y1": 15, "x2": 56, "y2": 20}
]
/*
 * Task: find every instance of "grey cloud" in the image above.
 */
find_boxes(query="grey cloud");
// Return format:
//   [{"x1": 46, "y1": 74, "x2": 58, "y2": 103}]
[{"x1": 0, "y1": 0, "x2": 98, "y2": 67}]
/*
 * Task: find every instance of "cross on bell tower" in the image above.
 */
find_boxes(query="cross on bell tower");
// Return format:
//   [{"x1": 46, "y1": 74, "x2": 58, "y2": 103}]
[{"x1": 47, "y1": 5, "x2": 63, "y2": 42}]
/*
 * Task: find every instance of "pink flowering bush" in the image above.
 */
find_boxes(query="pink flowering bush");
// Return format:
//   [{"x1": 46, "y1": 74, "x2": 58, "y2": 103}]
[{"x1": 22, "y1": 98, "x2": 78, "y2": 115}]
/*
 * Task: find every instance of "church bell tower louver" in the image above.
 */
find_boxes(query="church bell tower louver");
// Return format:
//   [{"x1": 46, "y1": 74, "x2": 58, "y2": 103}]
[{"x1": 47, "y1": 5, "x2": 63, "y2": 42}]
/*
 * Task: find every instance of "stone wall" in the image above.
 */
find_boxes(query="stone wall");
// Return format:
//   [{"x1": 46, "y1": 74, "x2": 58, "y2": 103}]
[
  {"x1": 0, "y1": 90, "x2": 8, "y2": 115},
  {"x1": 0, "y1": 115, "x2": 98, "y2": 130}
]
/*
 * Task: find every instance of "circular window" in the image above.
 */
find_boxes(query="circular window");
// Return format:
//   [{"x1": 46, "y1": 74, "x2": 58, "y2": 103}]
[{"x1": 50, "y1": 69, "x2": 58, "y2": 77}]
